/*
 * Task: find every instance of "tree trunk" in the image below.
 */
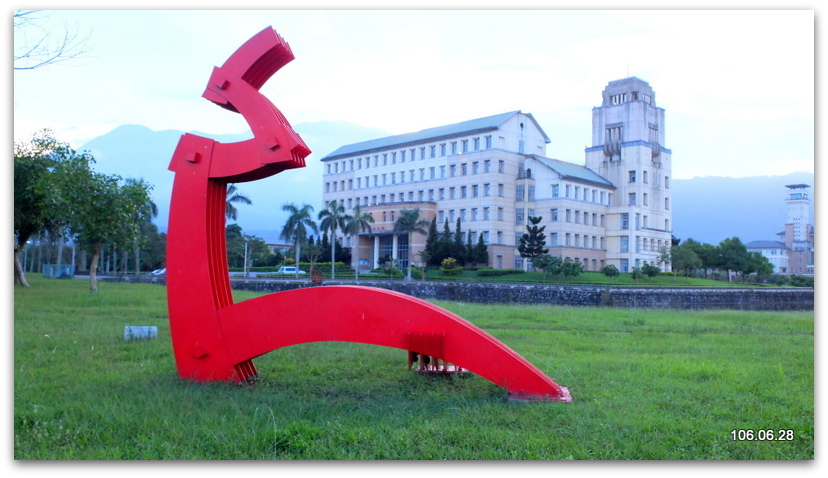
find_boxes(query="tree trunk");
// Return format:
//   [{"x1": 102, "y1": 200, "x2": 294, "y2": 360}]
[
  {"x1": 14, "y1": 247, "x2": 30, "y2": 287},
  {"x1": 294, "y1": 243, "x2": 301, "y2": 279},
  {"x1": 134, "y1": 243, "x2": 141, "y2": 275},
  {"x1": 406, "y1": 232, "x2": 413, "y2": 280},
  {"x1": 353, "y1": 233, "x2": 359, "y2": 282},
  {"x1": 331, "y1": 234, "x2": 336, "y2": 280},
  {"x1": 89, "y1": 244, "x2": 102, "y2": 292}
]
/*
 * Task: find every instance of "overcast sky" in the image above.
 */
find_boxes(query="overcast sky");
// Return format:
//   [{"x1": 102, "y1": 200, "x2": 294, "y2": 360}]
[{"x1": 11, "y1": 6, "x2": 816, "y2": 180}]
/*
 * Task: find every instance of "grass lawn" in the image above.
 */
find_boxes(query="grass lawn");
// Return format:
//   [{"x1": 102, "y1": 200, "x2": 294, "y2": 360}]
[{"x1": 14, "y1": 277, "x2": 813, "y2": 460}]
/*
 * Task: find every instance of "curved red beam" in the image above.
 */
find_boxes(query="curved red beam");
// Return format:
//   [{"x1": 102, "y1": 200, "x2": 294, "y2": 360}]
[{"x1": 166, "y1": 27, "x2": 571, "y2": 402}]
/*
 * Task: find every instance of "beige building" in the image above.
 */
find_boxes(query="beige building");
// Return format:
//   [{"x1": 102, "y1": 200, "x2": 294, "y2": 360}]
[{"x1": 322, "y1": 77, "x2": 673, "y2": 273}]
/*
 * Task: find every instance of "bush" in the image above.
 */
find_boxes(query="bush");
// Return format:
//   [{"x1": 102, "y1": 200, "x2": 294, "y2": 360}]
[
  {"x1": 441, "y1": 257, "x2": 458, "y2": 269},
  {"x1": 601, "y1": 264, "x2": 620, "y2": 279},
  {"x1": 440, "y1": 267, "x2": 463, "y2": 276},
  {"x1": 476, "y1": 268, "x2": 526, "y2": 277}
]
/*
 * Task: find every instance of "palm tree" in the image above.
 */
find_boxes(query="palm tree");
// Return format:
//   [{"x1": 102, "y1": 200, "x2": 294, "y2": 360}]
[
  {"x1": 393, "y1": 208, "x2": 431, "y2": 280},
  {"x1": 318, "y1": 200, "x2": 350, "y2": 280},
  {"x1": 343, "y1": 204, "x2": 375, "y2": 281},
  {"x1": 280, "y1": 202, "x2": 318, "y2": 278},
  {"x1": 225, "y1": 184, "x2": 252, "y2": 221}
]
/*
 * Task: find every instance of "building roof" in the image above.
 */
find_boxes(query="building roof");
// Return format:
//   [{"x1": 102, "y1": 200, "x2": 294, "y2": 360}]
[
  {"x1": 531, "y1": 155, "x2": 615, "y2": 188},
  {"x1": 321, "y1": 111, "x2": 550, "y2": 161},
  {"x1": 746, "y1": 240, "x2": 788, "y2": 249}
]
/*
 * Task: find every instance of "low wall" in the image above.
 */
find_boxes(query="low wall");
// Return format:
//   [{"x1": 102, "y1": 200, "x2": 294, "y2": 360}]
[{"x1": 223, "y1": 279, "x2": 814, "y2": 311}]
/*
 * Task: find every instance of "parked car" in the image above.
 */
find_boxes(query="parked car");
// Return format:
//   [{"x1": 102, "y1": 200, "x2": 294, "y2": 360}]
[
  {"x1": 276, "y1": 266, "x2": 306, "y2": 275},
  {"x1": 149, "y1": 268, "x2": 166, "y2": 276}
]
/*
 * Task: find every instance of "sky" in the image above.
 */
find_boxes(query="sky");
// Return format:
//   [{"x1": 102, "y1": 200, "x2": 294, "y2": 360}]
[{"x1": 10, "y1": 5, "x2": 817, "y2": 181}]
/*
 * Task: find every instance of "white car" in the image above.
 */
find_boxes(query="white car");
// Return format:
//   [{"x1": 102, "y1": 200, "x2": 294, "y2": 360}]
[
  {"x1": 149, "y1": 268, "x2": 166, "y2": 276},
  {"x1": 276, "y1": 266, "x2": 306, "y2": 275}
]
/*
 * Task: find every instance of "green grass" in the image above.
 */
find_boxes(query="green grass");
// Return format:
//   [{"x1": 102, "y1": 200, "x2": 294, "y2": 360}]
[{"x1": 14, "y1": 277, "x2": 813, "y2": 460}]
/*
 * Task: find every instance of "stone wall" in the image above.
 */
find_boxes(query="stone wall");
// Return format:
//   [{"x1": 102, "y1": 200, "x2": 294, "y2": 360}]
[{"x1": 180, "y1": 279, "x2": 813, "y2": 311}]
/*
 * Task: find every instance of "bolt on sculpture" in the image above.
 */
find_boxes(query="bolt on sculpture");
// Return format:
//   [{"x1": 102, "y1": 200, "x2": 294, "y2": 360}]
[{"x1": 166, "y1": 27, "x2": 571, "y2": 402}]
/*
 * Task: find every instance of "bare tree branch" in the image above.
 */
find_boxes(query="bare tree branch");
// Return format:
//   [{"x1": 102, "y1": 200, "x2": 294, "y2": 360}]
[{"x1": 14, "y1": 10, "x2": 91, "y2": 70}]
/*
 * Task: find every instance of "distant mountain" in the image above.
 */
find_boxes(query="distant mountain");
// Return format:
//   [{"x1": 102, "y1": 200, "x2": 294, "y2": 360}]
[
  {"x1": 671, "y1": 172, "x2": 815, "y2": 246},
  {"x1": 78, "y1": 121, "x2": 389, "y2": 243},
  {"x1": 80, "y1": 124, "x2": 814, "y2": 248}
]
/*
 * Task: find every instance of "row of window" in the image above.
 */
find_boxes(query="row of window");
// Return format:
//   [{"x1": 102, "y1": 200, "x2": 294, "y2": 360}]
[
  {"x1": 324, "y1": 135, "x2": 495, "y2": 175},
  {"x1": 628, "y1": 169, "x2": 670, "y2": 188},
  {"x1": 324, "y1": 159, "x2": 508, "y2": 192},
  {"x1": 551, "y1": 183, "x2": 612, "y2": 205}
]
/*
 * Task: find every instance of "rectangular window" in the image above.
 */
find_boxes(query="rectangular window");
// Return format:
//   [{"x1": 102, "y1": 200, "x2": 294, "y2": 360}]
[
  {"x1": 438, "y1": 188, "x2": 445, "y2": 200},
  {"x1": 497, "y1": 207, "x2": 504, "y2": 221},
  {"x1": 449, "y1": 187, "x2": 455, "y2": 199},
  {"x1": 485, "y1": 135, "x2": 492, "y2": 149},
  {"x1": 430, "y1": 145, "x2": 436, "y2": 158},
  {"x1": 483, "y1": 207, "x2": 490, "y2": 220},
  {"x1": 516, "y1": 184, "x2": 525, "y2": 201},
  {"x1": 473, "y1": 138, "x2": 480, "y2": 151},
  {"x1": 400, "y1": 151, "x2": 405, "y2": 163},
  {"x1": 498, "y1": 160, "x2": 505, "y2": 173},
  {"x1": 621, "y1": 213, "x2": 629, "y2": 230},
  {"x1": 620, "y1": 236, "x2": 629, "y2": 253},
  {"x1": 461, "y1": 186, "x2": 467, "y2": 198},
  {"x1": 565, "y1": 209, "x2": 571, "y2": 222},
  {"x1": 440, "y1": 144, "x2": 446, "y2": 156},
  {"x1": 449, "y1": 165, "x2": 456, "y2": 177},
  {"x1": 629, "y1": 193, "x2": 636, "y2": 206},
  {"x1": 462, "y1": 140, "x2": 469, "y2": 153},
  {"x1": 550, "y1": 233, "x2": 558, "y2": 246},
  {"x1": 484, "y1": 183, "x2": 491, "y2": 196},
  {"x1": 471, "y1": 208, "x2": 478, "y2": 221},
  {"x1": 528, "y1": 185, "x2": 536, "y2": 201},
  {"x1": 550, "y1": 208, "x2": 558, "y2": 221},
  {"x1": 516, "y1": 208, "x2": 524, "y2": 224},
  {"x1": 429, "y1": 167, "x2": 435, "y2": 179},
  {"x1": 461, "y1": 163, "x2": 468, "y2": 175},
  {"x1": 451, "y1": 142, "x2": 457, "y2": 155},
  {"x1": 472, "y1": 184, "x2": 479, "y2": 197},
  {"x1": 472, "y1": 162, "x2": 479, "y2": 174},
  {"x1": 420, "y1": 147, "x2": 426, "y2": 160},
  {"x1": 552, "y1": 184, "x2": 559, "y2": 197},
  {"x1": 484, "y1": 160, "x2": 491, "y2": 173},
  {"x1": 629, "y1": 170, "x2": 636, "y2": 183},
  {"x1": 643, "y1": 171, "x2": 648, "y2": 184}
]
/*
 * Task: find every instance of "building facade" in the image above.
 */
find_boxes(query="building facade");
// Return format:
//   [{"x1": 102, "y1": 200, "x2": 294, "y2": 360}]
[
  {"x1": 749, "y1": 184, "x2": 814, "y2": 275},
  {"x1": 321, "y1": 77, "x2": 673, "y2": 273}
]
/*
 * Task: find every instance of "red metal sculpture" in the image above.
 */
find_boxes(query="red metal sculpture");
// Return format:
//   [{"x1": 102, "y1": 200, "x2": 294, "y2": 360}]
[{"x1": 166, "y1": 27, "x2": 571, "y2": 402}]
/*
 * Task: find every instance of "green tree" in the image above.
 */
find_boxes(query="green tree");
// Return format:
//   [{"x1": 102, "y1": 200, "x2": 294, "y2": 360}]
[
  {"x1": 343, "y1": 204, "x2": 374, "y2": 281},
  {"x1": 742, "y1": 251, "x2": 774, "y2": 281},
  {"x1": 601, "y1": 264, "x2": 620, "y2": 280},
  {"x1": 13, "y1": 130, "x2": 65, "y2": 286},
  {"x1": 717, "y1": 237, "x2": 750, "y2": 282},
  {"x1": 531, "y1": 253, "x2": 555, "y2": 279},
  {"x1": 452, "y1": 217, "x2": 465, "y2": 265},
  {"x1": 641, "y1": 263, "x2": 661, "y2": 279},
  {"x1": 318, "y1": 200, "x2": 350, "y2": 280},
  {"x1": 124, "y1": 177, "x2": 157, "y2": 274},
  {"x1": 561, "y1": 258, "x2": 583, "y2": 279},
  {"x1": 59, "y1": 163, "x2": 151, "y2": 292},
  {"x1": 393, "y1": 208, "x2": 431, "y2": 280},
  {"x1": 473, "y1": 233, "x2": 488, "y2": 267},
  {"x1": 424, "y1": 217, "x2": 440, "y2": 266},
  {"x1": 671, "y1": 242, "x2": 702, "y2": 279},
  {"x1": 280, "y1": 202, "x2": 318, "y2": 278},
  {"x1": 225, "y1": 184, "x2": 252, "y2": 221},
  {"x1": 518, "y1": 216, "x2": 548, "y2": 267}
]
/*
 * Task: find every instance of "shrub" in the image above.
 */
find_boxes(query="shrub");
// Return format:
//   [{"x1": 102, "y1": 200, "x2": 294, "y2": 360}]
[
  {"x1": 601, "y1": 264, "x2": 620, "y2": 279},
  {"x1": 476, "y1": 268, "x2": 526, "y2": 277},
  {"x1": 441, "y1": 257, "x2": 458, "y2": 270},
  {"x1": 440, "y1": 266, "x2": 463, "y2": 276}
]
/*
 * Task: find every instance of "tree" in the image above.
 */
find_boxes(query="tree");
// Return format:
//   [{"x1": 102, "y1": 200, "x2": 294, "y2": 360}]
[
  {"x1": 670, "y1": 242, "x2": 702, "y2": 279},
  {"x1": 13, "y1": 130, "x2": 63, "y2": 286},
  {"x1": 473, "y1": 233, "x2": 489, "y2": 267},
  {"x1": 717, "y1": 237, "x2": 750, "y2": 282},
  {"x1": 423, "y1": 217, "x2": 440, "y2": 266},
  {"x1": 280, "y1": 203, "x2": 318, "y2": 278},
  {"x1": 225, "y1": 184, "x2": 252, "y2": 221},
  {"x1": 124, "y1": 177, "x2": 157, "y2": 274},
  {"x1": 343, "y1": 204, "x2": 374, "y2": 281},
  {"x1": 59, "y1": 162, "x2": 151, "y2": 292},
  {"x1": 452, "y1": 217, "x2": 465, "y2": 265},
  {"x1": 393, "y1": 208, "x2": 431, "y2": 280},
  {"x1": 531, "y1": 254, "x2": 556, "y2": 280},
  {"x1": 641, "y1": 263, "x2": 661, "y2": 279},
  {"x1": 14, "y1": 10, "x2": 90, "y2": 70},
  {"x1": 601, "y1": 264, "x2": 620, "y2": 280},
  {"x1": 742, "y1": 251, "x2": 774, "y2": 281},
  {"x1": 518, "y1": 216, "x2": 548, "y2": 267},
  {"x1": 561, "y1": 258, "x2": 583, "y2": 279},
  {"x1": 318, "y1": 200, "x2": 350, "y2": 280}
]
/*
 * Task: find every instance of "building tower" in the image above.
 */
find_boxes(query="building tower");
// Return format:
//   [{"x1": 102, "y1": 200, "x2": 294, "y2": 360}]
[
  {"x1": 783, "y1": 184, "x2": 814, "y2": 274},
  {"x1": 584, "y1": 77, "x2": 673, "y2": 272}
]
